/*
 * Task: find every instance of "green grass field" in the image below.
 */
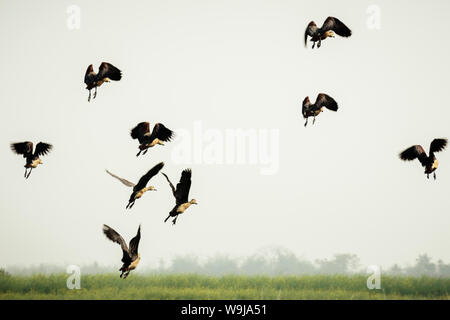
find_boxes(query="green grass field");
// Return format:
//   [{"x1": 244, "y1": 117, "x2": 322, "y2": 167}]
[{"x1": 0, "y1": 273, "x2": 449, "y2": 300}]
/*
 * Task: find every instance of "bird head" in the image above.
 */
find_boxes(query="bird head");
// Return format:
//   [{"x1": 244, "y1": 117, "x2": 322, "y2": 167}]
[
  {"x1": 190, "y1": 199, "x2": 198, "y2": 205},
  {"x1": 326, "y1": 31, "x2": 335, "y2": 38},
  {"x1": 146, "y1": 186, "x2": 157, "y2": 192}
]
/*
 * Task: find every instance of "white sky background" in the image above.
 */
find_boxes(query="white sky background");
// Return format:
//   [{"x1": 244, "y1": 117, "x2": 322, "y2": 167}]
[{"x1": 0, "y1": 0, "x2": 449, "y2": 270}]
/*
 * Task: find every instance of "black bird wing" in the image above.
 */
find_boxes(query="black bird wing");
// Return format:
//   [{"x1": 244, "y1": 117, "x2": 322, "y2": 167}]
[
  {"x1": 161, "y1": 172, "x2": 177, "y2": 197},
  {"x1": 304, "y1": 21, "x2": 317, "y2": 46},
  {"x1": 429, "y1": 138, "x2": 448, "y2": 155},
  {"x1": 175, "y1": 169, "x2": 192, "y2": 205},
  {"x1": 321, "y1": 17, "x2": 352, "y2": 37},
  {"x1": 97, "y1": 62, "x2": 122, "y2": 81},
  {"x1": 10, "y1": 141, "x2": 33, "y2": 157},
  {"x1": 128, "y1": 225, "x2": 141, "y2": 259},
  {"x1": 105, "y1": 170, "x2": 136, "y2": 187},
  {"x1": 102, "y1": 224, "x2": 131, "y2": 265},
  {"x1": 315, "y1": 93, "x2": 338, "y2": 111},
  {"x1": 149, "y1": 123, "x2": 174, "y2": 143},
  {"x1": 134, "y1": 162, "x2": 164, "y2": 192},
  {"x1": 130, "y1": 122, "x2": 150, "y2": 144},
  {"x1": 34, "y1": 142, "x2": 53, "y2": 157},
  {"x1": 84, "y1": 64, "x2": 96, "y2": 86},
  {"x1": 399, "y1": 145, "x2": 428, "y2": 166},
  {"x1": 302, "y1": 97, "x2": 312, "y2": 117}
]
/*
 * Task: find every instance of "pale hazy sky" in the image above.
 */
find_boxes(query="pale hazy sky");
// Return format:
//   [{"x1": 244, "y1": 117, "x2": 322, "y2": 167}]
[{"x1": 0, "y1": 0, "x2": 449, "y2": 270}]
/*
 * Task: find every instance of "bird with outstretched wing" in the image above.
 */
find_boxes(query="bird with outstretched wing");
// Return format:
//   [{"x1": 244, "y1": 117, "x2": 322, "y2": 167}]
[
  {"x1": 399, "y1": 138, "x2": 447, "y2": 180},
  {"x1": 84, "y1": 62, "x2": 122, "y2": 102},
  {"x1": 106, "y1": 162, "x2": 164, "y2": 209},
  {"x1": 10, "y1": 141, "x2": 53, "y2": 178},
  {"x1": 130, "y1": 122, "x2": 174, "y2": 157},
  {"x1": 103, "y1": 224, "x2": 141, "y2": 279},
  {"x1": 305, "y1": 16, "x2": 351, "y2": 49},
  {"x1": 302, "y1": 93, "x2": 338, "y2": 127},
  {"x1": 162, "y1": 169, "x2": 197, "y2": 225}
]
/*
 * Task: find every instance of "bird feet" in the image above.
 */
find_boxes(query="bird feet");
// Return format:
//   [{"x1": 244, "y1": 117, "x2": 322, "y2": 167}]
[{"x1": 433, "y1": 172, "x2": 436, "y2": 180}]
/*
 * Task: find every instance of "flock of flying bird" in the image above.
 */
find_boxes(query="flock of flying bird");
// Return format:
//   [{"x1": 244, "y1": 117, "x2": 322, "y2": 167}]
[
  {"x1": 301, "y1": 17, "x2": 447, "y2": 180},
  {"x1": 8, "y1": 16, "x2": 448, "y2": 278},
  {"x1": 10, "y1": 62, "x2": 198, "y2": 278}
]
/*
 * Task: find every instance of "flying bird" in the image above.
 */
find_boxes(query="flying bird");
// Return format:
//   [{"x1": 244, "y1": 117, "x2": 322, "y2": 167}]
[
  {"x1": 399, "y1": 138, "x2": 448, "y2": 180},
  {"x1": 302, "y1": 93, "x2": 338, "y2": 127},
  {"x1": 162, "y1": 169, "x2": 197, "y2": 225},
  {"x1": 106, "y1": 162, "x2": 164, "y2": 209},
  {"x1": 131, "y1": 122, "x2": 174, "y2": 157},
  {"x1": 304, "y1": 17, "x2": 352, "y2": 49},
  {"x1": 84, "y1": 62, "x2": 122, "y2": 102},
  {"x1": 10, "y1": 141, "x2": 53, "y2": 178},
  {"x1": 103, "y1": 224, "x2": 141, "y2": 279}
]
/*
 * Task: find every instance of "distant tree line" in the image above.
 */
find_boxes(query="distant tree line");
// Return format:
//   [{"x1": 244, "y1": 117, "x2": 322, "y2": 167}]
[{"x1": 3, "y1": 248, "x2": 450, "y2": 277}]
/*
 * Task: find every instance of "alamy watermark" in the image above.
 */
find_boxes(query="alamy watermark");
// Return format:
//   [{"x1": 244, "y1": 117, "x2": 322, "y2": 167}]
[
  {"x1": 170, "y1": 121, "x2": 280, "y2": 175},
  {"x1": 66, "y1": 5, "x2": 81, "y2": 30},
  {"x1": 66, "y1": 265, "x2": 81, "y2": 289},
  {"x1": 366, "y1": 265, "x2": 381, "y2": 290},
  {"x1": 366, "y1": 5, "x2": 381, "y2": 30}
]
